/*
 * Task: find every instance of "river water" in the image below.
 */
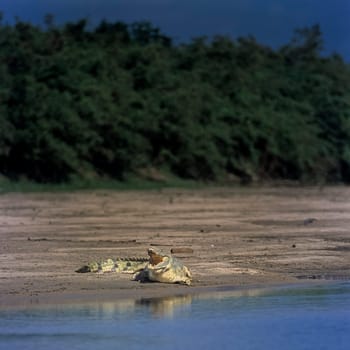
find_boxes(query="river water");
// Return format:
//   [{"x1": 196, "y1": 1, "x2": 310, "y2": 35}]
[{"x1": 0, "y1": 283, "x2": 349, "y2": 350}]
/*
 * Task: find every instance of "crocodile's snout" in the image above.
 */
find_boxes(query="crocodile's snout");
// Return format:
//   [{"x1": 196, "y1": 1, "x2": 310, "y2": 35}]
[{"x1": 148, "y1": 248, "x2": 165, "y2": 266}]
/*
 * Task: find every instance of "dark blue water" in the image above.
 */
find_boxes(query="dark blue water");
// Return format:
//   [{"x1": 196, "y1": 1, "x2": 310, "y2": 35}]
[{"x1": 1, "y1": 283, "x2": 349, "y2": 350}]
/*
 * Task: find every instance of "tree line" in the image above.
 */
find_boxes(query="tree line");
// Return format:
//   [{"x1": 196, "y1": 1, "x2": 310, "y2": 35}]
[{"x1": 0, "y1": 16, "x2": 349, "y2": 184}]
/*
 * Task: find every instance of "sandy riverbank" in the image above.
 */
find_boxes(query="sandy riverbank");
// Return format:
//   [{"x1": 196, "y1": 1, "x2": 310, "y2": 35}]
[{"x1": 1, "y1": 186, "x2": 350, "y2": 307}]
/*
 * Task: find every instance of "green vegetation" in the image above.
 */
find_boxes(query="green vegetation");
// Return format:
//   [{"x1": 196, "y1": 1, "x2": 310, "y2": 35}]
[{"x1": 1, "y1": 16, "x2": 349, "y2": 187}]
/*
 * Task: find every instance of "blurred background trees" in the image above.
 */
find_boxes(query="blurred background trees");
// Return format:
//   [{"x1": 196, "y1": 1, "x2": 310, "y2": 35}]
[{"x1": 0, "y1": 16, "x2": 349, "y2": 184}]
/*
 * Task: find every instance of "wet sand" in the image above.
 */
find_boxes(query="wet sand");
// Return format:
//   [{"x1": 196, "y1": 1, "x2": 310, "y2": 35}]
[{"x1": 1, "y1": 186, "x2": 350, "y2": 307}]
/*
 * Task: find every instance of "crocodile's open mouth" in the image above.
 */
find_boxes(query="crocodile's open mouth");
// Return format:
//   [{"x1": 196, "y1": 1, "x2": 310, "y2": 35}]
[{"x1": 148, "y1": 248, "x2": 164, "y2": 266}]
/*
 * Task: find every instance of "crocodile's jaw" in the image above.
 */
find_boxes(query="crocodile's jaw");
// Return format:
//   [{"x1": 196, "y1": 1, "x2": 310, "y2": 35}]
[{"x1": 148, "y1": 248, "x2": 165, "y2": 266}]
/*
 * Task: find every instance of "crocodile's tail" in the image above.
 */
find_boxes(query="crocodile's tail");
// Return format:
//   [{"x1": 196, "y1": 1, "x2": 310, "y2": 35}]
[{"x1": 76, "y1": 257, "x2": 148, "y2": 274}]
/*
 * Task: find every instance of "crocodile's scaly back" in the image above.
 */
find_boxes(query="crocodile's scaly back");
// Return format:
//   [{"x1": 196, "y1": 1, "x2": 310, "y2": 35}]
[{"x1": 76, "y1": 257, "x2": 148, "y2": 274}]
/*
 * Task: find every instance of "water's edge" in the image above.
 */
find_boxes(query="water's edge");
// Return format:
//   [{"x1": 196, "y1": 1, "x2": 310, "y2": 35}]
[{"x1": 0, "y1": 279, "x2": 339, "y2": 312}]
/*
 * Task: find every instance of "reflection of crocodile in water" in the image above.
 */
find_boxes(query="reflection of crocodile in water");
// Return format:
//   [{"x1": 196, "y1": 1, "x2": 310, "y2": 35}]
[
  {"x1": 137, "y1": 295, "x2": 192, "y2": 317},
  {"x1": 76, "y1": 247, "x2": 192, "y2": 285}
]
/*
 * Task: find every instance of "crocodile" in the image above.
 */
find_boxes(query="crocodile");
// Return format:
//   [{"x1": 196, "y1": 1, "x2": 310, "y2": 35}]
[{"x1": 76, "y1": 247, "x2": 192, "y2": 285}]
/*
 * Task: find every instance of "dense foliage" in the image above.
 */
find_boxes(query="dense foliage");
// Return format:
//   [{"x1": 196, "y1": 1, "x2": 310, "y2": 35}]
[{"x1": 1, "y1": 17, "x2": 350, "y2": 184}]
